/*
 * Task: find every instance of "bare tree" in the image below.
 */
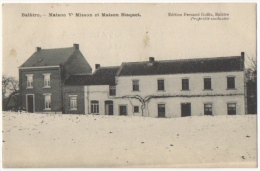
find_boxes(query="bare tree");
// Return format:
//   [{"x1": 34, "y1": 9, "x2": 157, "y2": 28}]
[
  {"x1": 245, "y1": 55, "x2": 257, "y2": 114},
  {"x1": 2, "y1": 75, "x2": 10, "y2": 98},
  {"x1": 2, "y1": 75, "x2": 20, "y2": 111}
]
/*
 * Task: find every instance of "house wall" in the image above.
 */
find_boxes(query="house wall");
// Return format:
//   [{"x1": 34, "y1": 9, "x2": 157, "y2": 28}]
[
  {"x1": 83, "y1": 71, "x2": 246, "y2": 117},
  {"x1": 116, "y1": 71, "x2": 245, "y2": 97},
  {"x1": 145, "y1": 95, "x2": 245, "y2": 117},
  {"x1": 84, "y1": 85, "x2": 143, "y2": 116},
  {"x1": 19, "y1": 67, "x2": 62, "y2": 113},
  {"x1": 63, "y1": 86, "x2": 85, "y2": 114}
]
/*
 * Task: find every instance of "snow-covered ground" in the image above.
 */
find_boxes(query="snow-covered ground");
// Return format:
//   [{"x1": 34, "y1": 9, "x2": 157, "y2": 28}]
[{"x1": 2, "y1": 112, "x2": 257, "y2": 168}]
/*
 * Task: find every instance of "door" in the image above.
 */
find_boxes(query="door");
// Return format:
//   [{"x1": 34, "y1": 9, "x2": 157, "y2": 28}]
[
  {"x1": 105, "y1": 101, "x2": 114, "y2": 115},
  {"x1": 181, "y1": 103, "x2": 191, "y2": 117},
  {"x1": 108, "y1": 105, "x2": 113, "y2": 115},
  {"x1": 119, "y1": 105, "x2": 127, "y2": 116},
  {"x1": 27, "y1": 95, "x2": 34, "y2": 113},
  {"x1": 158, "y1": 104, "x2": 165, "y2": 117}
]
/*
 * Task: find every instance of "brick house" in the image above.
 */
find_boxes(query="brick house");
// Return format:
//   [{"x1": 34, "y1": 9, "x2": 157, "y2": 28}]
[
  {"x1": 19, "y1": 44, "x2": 92, "y2": 113},
  {"x1": 62, "y1": 52, "x2": 246, "y2": 117}
]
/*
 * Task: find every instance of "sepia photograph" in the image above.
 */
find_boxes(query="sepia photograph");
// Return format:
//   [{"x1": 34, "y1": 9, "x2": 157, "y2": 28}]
[{"x1": 1, "y1": 3, "x2": 257, "y2": 168}]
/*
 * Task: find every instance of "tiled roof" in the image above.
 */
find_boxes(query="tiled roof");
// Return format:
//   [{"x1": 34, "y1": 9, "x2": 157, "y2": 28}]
[
  {"x1": 65, "y1": 66, "x2": 120, "y2": 86},
  {"x1": 117, "y1": 56, "x2": 244, "y2": 76},
  {"x1": 20, "y1": 47, "x2": 76, "y2": 67}
]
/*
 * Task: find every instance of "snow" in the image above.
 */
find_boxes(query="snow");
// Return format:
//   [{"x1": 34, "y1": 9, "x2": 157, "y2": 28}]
[{"x1": 2, "y1": 112, "x2": 257, "y2": 168}]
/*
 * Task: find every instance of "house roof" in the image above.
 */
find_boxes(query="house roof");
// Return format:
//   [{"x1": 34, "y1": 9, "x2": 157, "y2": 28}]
[
  {"x1": 20, "y1": 47, "x2": 77, "y2": 68},
  {"x1": 117, "y1": 56, "x2": 244, "y2": 76},
  {"x1": 65, "y1": 66, "x2": 120, "y2": 86}
]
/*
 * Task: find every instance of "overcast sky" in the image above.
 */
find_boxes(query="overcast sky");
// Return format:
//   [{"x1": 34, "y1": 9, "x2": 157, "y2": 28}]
[{"x1": 2, "y1": 3, "x2": 256, "y2": 78}]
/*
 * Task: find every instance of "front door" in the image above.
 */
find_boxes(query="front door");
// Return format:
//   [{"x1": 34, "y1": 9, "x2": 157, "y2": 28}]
[
  {"x1": 158, "y1": 104, "x2": 165, "y2": 117},
  {"x1": 119, "y1": 105, "x2": 127, "y2": 116},
  {"x1": 181, "y1": 103, "x2": 191, "y2": 117},
  {"x1": 105, "y1": 101, "x2": 114, "y2": 115},
  {"x1": 27, "y1": 95, "x2": 34, "y2": 113}
]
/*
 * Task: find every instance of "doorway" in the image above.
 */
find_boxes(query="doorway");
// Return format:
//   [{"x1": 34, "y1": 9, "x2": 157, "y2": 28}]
[
  {"x1": 105, "y1": 101, "x2": 114, "y2": 115},
  {"x1": 119, "y1": 105, "x2": 127, "y2": 116},
  {"x1": 181, "y1": 103, "x2": 191, "y2": 117},
  {"x1": 26, "y1": 94, "x2": 34, "y2": 113},
  {"x1": 158, "y1": 104, "x2": 166, "y2": 117}
]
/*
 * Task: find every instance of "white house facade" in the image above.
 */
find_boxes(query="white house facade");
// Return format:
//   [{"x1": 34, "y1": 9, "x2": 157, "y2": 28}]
[{"x1": 64, "y1": 52, "x2": 246, "y2": 118}]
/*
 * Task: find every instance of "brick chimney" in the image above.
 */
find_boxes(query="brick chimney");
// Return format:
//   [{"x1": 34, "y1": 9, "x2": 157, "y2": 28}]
[
  {"x1": 95, "y1": 64, "x2": 100, "y2": 69},
  {"x1": 241, "y1": 52, "x2": 245, "y2": 70},
  {"x1": 36, "y1": 47, "x2": 41, "y2": 52},
  {"x1": 73, "y1": 44, "x2": 79, "y2": 50}
]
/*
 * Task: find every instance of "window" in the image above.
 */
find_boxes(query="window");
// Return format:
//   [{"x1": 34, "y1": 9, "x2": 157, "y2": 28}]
[
  {"x1": 182, "y1": 79, "x2": 189, "y2": 90},
  {"x1": 204, "y1": 78, "x2": 211, "y2": 90},
  {"x1": 227, "y1": 77, "x2": 235, "y2": 89},
  {"x1": 70, "y1": 95, "x2": 77, "y2": 110},
  {"x1": 91, "y1": 100, "x2": 99, "y2": 114},
  {"x1": 44, "y1": 94, "x2": 51, "y2": 110},
  {"x1": 227, "y1": 103, "x2": 236, "y2": 115},
  {"x1": 157, "y1": 79, "x2": 164, "y2": 91},
  {"x1": 26, "y1": 74, "x2": 33, "y2": 88},
  {"x1": 109, "y1": 86, "x2": 116, "y2": 96},
  {"x1": 204, "y1": 103, "x2": 212, "y2": 115},
  {"x1": 134, "y1": 106, "x2": 139, "y2": 113},
  {"x1": 132, "y1": 80, "x2": 139, "y2": 91},
  {"x1": 43, "y1": 74, "x2": 51, "y2": 87}
]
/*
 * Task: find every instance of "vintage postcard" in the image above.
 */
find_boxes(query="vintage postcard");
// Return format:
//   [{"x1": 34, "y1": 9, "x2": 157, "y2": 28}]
[{"x1": 2, "y1": 3, "x2": 257, "y2": 168}]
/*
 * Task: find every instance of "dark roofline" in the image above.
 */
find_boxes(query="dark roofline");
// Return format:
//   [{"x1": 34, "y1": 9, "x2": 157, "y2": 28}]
[
  {"x1": 93, "y1": 66, "x2": 121, "y2": 74},
  {"x1": 116, "y1": 55, "x2": 244, "y2": 76},
  {"x1": 118, "y1": 55, "x2": 241, "y2": 65}
]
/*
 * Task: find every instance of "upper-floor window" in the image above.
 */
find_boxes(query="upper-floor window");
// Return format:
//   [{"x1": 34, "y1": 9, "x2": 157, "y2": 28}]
[
  {"x1": 182, "y1": 78, "x2": 189, "y2": 90},
  {"x1": 43, "y1": 73, "x2": 51, "y2": 87},
  {"x1": 91, "y1": 100, "x2": 99, "y2": 114},
  {"x1": 44, "y1": 94, "x2": 51, "y2": 110},
  {"x1": 227, "y1": 103, "x2": 236, "y2": 115},
  {"x1": 227, "y1": 76, "x2": 235, "y2": 89},
  {"x1": 204, "y1": 78, "x2": 212, "y2": 90},
  {"x1": 157, "y1": 79, "x2": 164, "y2": 91},
  {"x1": 69, "y1": 95, "x2": 77, "y2": 110},
  {"x1": 132, "y1": 80, "x2": 139, "y2": 91},
  {"x1": 109, "y1": 86, "x2": 116, "y2": 96},
  {"x1": 26, "y1": 74, "x2": 33, "y2": 88}
]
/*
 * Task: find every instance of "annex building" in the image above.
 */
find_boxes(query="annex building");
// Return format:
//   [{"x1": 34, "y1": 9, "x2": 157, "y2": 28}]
[{"x1": 19, "y1": 44, "x2": 247, "y2": 117}]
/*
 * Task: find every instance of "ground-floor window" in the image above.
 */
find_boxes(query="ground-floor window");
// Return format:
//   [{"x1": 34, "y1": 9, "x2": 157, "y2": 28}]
[
  {"x1": 44, "y1": 94, "x2": 51, "y2": 110},
  {"x1": 227, "y1": 103, "x2": 236, "y2": 115},
  {"x1": 69, "y1": 95, "x2": 77, "y2": 110},
  {"x1": 91, "y1": 100, "x2": 99, "y2": 114},
  {"x1": 134, "y1": 106, "x2": 139, "y2": 113},
  {"x1": 204, "y1": 103, "x2": 212, "y2": 115}
]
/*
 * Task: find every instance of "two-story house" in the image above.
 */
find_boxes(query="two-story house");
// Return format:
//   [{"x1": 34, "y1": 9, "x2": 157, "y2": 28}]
[
  {"x1": 69, "y1": 52, "x2": 246, "y2": 117},
  {"x1": 19, "y1": 44, "x2": 92, "y2": 113},
  {"x1": 115, "y1": 53, "x2": 246, "y2": 117}
]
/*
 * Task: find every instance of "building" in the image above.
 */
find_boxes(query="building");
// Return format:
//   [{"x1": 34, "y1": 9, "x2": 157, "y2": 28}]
[
  {"x1": 63, "y1": 52, "x2": 246, "y2": 117},
  {"x1": 19, "y1": 44, "x2": 92, "y2": 113},
  {"x1": 63, "y1": 65, "x2": 120, "y2": 114}
]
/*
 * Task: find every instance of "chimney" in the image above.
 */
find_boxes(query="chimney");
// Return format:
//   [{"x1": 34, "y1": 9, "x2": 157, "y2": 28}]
[
  {"x1": 36, "y1": 47, "x2": 41, "y2": 52},
  {"x1": 73, "y1": 44, "x2": 79, "y2": 50},
  {"x1": 240, "y1": 52, "x2": 245, "y2": 70},
  {"x1": 149, "y1": 57, "x2": 155, "y2": 62},
  {"x1": 95, "y1": 64, "x2": 100, "y2": 69}
]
